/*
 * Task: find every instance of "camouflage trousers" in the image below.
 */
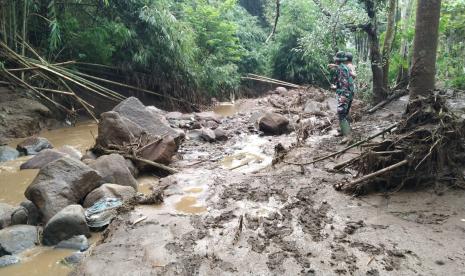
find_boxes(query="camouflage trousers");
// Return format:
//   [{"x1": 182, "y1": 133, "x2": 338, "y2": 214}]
[{"x1": 336, "y1": 89, "x2": 354, "y2": 122}]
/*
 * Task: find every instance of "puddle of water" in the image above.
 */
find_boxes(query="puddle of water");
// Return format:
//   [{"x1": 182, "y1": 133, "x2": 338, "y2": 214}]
[
  {"x1": 174, "y1": 196, "x2": 207, "y2": 214},
  {"x1": 213, "y1": 102, "x2": 238, "y2": 117},
  {"x1": 0, "y1": 247, "x2": 73, "y2": 276},
  {"x1": 221, "y1": 135, "x2": 272, "y2": 173}
]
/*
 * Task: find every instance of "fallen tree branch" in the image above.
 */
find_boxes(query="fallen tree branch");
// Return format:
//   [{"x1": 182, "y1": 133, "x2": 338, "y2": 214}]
[
  {"x1": 285, "y1": 123, "x2": 398, "y2": 166},
  {"x1": 367, "y1": 89, "x2": 408, "y2": 114},
  {"x1": 344, "y1": 159, "x2": 408, "y2": 188}
]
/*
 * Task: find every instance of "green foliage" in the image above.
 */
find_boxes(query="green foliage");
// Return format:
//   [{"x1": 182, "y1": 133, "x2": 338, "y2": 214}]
[{"x1": 3, "y1": 0, "x2": 465, "y2": 106}]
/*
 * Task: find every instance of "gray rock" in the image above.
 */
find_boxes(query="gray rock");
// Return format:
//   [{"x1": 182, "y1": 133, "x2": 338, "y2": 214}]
[
  {"x1": 63, "y1": 252, "x2": 85, "y2": 265},
  {"x1": 0, "y1": 203, "x2": 14, "y2": 229},
  {"x1": 43, "y1": 205, "x2": 90, "y2": 246},
  {"x1": 55, "y1": 235, "x2": 89, "y2": 251},
  {"x1": 276, "y1": 87, "x2": 288, "y2": 94},
  {"x1": 200, "y1": 128, "x2": 216, "y2": 142},
  {"x1": 0, "y1": 225, "x2": 37, "y2": 255},
  {"x1": 214, "y1": 128, "x2": 228, "y2": 141},
  {"x1": 0, "y1": 146, "x2": 20, "y2": 162},
  {"x1": 113, "y1": 97, "x2": 184, "y2": 143},
  {"x1": 89, "y1": 154, "x2": 138, "y2": 190},
  {"x1": 137, "y1": 136, "x2": 177, "y2": 167},
  {"x1": 258, "y1": 113, "x2": 289, "y2": 135},
  {"x1": 194, "y1": 112, "x2": 222, "y2": 123},
  {"x1": 20, "y1": 200, "x2": 40, "y2": 225},
  {"x1": 25, "y1": 157, "x2": 103, "y2": 222},
  {"x1": 83, "y1": 184, "x2": 136, "y2": 208},
  {"x1": 95, "y1": 111, "x2": 144, "y2": 149},
  {"x1": 304, "y1": 100, "x2": 324, "y2": 113},
  {"x1": 57, "y1": 145, "x2": 82, "y2": 160},
  {"x1": 20, "y1": 149, "x2": 65, "y2": 170},
  {"x1": 187, "y1": 129, "x2": 203, "y2": 141},
  {"x1": 10, "y1": 207, "x2": 28, "y2": 225},
  {"x1": 0, "y1": 255, "x2": 20, "y2": 267},
  {"x1": 16, "y1": 137, "x2": 53, "y2": 155}
]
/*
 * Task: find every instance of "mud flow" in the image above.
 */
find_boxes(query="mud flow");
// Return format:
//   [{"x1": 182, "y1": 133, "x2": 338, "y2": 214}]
[{"x1": 73, "y1": 91, "x2": 465, "y2": 276}]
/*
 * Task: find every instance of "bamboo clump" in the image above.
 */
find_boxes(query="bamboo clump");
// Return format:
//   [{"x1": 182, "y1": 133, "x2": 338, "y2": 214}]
[{"x1": 0, "y1": 41, "x2": 193, "y2": 121}]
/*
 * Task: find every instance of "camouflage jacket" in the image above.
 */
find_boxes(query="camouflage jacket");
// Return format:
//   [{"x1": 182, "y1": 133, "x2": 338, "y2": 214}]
[{"x1": 331, "y1": 63, "x2": 354, "y2": 94}]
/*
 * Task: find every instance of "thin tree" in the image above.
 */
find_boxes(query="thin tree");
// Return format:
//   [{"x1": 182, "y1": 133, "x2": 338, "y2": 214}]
[
  {"x1": 409, "y1": 0, "x2": 442, "y2": 97},
  {"x1": 381, "y1": 0, "x2": 397, "y2": 90}
]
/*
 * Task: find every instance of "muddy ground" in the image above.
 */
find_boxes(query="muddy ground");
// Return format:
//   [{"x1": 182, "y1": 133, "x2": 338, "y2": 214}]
[{"x1": 74, "y1": 88, "x2": 465, "y2": 276}]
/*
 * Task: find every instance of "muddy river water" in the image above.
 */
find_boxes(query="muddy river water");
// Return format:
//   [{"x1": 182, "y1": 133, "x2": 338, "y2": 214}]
[{"x1": 0, "y1": 122, "x2": 99, "y2": 276}]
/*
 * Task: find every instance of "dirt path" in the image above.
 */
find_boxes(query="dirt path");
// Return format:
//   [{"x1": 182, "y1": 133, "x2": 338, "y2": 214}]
[{"x1": 74, "y1": 89, "x2": 465, "y2": 275}]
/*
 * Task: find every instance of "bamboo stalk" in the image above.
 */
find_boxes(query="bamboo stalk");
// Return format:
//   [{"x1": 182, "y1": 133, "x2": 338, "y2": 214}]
[
  {"x1": 32, "y1": 86, "x2": 74, "y2": 95},
  {"x1": 7, "y1": 61, "x2": 76, "y2": 71},
  {"x1": 241, "y1": 77, "x2": 300, "y2": 88},
  {"x1": 72, "y1": 70, "x2": 196, "y2": 105},
  {"x1": 2, "y1": 68, "x2": 66, "y2": 109},
  {"x1": 32, "y1": 63, "x2": 120, "y2": 102},
  {"x1": 247, "y1": 74, "x2": 300, "y2": 87}
]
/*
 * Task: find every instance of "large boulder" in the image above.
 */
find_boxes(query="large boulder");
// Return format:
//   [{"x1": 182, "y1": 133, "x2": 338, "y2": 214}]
[
  {"x1": 42, "y1": 205, "x2": 90, "y2": 246},
  {"x1": 24, "y1": 157, "x2": 103, "y2": 222},
  {"x1": 258, "y1": 113, "x2": 289, "y2": 135},
  {"x1": 16, "y1": 136, "x2": 53, "y2": 155},
  {"x1": 0, "y1": 146, "x2": 19, "y2": 162},
  {"x1": 113, "y1": 97, "x2": 184, "y2": 143},
  {"x1": 0, "y1": 225, "x2": 37, "y2": 256},
  {"x1": 138, "y1": 136, "x2": 177, "y2": 166},
  {"x1": 95, "y1": 111, "x2": 143, "y2": 149},
  {"x1": 83, "y1": 184, "x2": 136, "y2": 208},
  {"x1": 20, "y1": 149, "x2": 65, "y2": 170},
  {"x1": 0, "y1": 203, "x2": 15, "y2": 229},
  {"x1": 89, "y1": 154, "x2": 137, "y2": 190}
]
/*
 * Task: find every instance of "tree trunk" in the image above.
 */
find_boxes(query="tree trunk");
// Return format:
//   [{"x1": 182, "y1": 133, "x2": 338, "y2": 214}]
[
  {"x1": 395, "y1": 0, "x2": 414, "y2": 86},
  {"x1": 382, "y1": 0, "x2": 397, "y2": 90},
  {"x1": 363, "y1": 0, "x2": 387, "y2": 103},
  {"x1": 409, "y1": 0, "x2": 442, "y2": 98}
]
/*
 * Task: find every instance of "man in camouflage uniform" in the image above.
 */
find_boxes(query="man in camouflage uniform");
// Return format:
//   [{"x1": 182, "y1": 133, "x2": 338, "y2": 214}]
[{"x1": 329, "y1": 51, "x2": 354, "y2": 137}]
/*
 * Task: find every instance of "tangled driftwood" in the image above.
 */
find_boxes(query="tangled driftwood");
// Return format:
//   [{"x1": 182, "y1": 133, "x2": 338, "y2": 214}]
[{"x1": 341, "y1": 95, "x2": 465, "y2": 195}]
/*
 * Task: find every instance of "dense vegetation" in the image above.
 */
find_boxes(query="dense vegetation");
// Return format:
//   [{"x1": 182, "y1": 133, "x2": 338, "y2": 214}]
[{"x1": 0, "y1": 0, "x2": 463, "y2": 108}]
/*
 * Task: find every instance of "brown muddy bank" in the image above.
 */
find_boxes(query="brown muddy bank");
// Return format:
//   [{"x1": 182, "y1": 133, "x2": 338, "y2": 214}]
[{"x1": 73, "y1": 88, "x2": 465, "y2": 275}]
